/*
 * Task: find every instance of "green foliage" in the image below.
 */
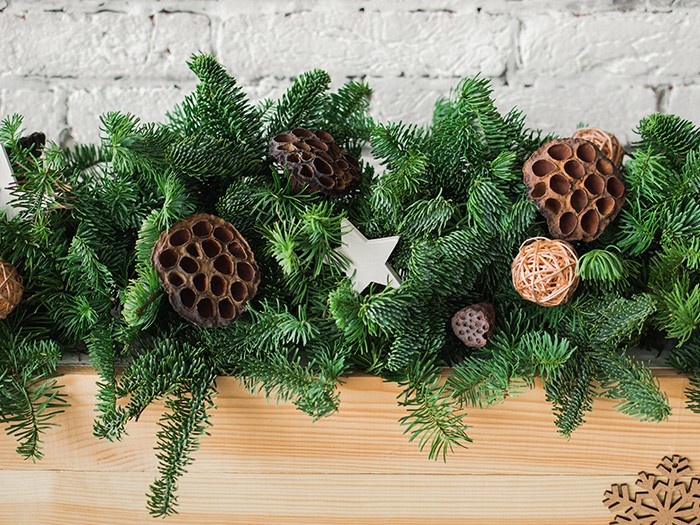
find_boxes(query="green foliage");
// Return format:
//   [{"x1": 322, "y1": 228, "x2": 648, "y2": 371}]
[{"x1": 1, "y1": 54, "x2": 699, "y2": 517}]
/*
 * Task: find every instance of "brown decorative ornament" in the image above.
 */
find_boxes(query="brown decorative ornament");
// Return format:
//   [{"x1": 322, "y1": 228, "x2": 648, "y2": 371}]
[
  {"x1": 151, "y1": 214, "x2": 260, "y2": 328},
  {"x1": 511, "y1": 237, "x2": 579, "y2": 307},
  {"x1": 0, "y1": 260, "x2": 23, "y2": 319},
  {"x1": 522, "y1": 138, "x2": 626, "y2": 242},
  {"x1": 604, "y1": 455, "x2": 700, "y2": 524},
  {"x1": 269, "y1": 128, "x2": 361, "y2": 195},
  {"x1": 451, "y1": 303, "x2": 495, "y2": 348},
  {"x1": 572, "y1": 127, "x2": 625, "y2": 168}
]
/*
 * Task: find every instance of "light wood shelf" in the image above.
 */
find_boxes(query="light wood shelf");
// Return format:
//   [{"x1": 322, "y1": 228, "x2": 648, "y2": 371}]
[{"x1": 0, "y1": 368, "x2": 697, "y2": 524}]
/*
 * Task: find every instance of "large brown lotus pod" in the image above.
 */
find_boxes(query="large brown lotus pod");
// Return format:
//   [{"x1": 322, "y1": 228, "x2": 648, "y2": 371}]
[
  {"x1": 0, "y1": 260, "x2": 23, "y2": 319},
  {"x1": 523, "y1": 138, "x2": 625, "y2": 242},
  {"x1": 269, "y1": 128, "x2": 361, "y2": 195},
  {"x1": 151, "y1": 214, "x2": 260, "y2": 328},
  {"x1": 511, "y1": 237, "x2": 579, "y2": 307},
  {"x1": 451, "y1": 303, "x2": 495, "y2": 348},
  {"x1": 572, "y1": 127, "x2": 624, "y2": 168}
]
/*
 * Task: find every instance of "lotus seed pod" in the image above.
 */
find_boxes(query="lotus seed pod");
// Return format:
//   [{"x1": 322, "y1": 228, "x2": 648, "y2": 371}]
[
  {"x1": 269, "y1": 128, "x2": 361, "y2": 195},
  {"x1": 522, "y1": 138, "x2": 625, "y2": 242},
  {"x1": 151, "y1": 214, "x2": 260, "y2": 327},
  {"x1": 451, "y1": 303, "x2": 496, "y2": 348}
]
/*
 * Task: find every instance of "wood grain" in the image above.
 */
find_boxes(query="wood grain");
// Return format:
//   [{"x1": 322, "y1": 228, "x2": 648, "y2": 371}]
[{"x1": 0, "y1": 368, "x2": 697, "y2": 524}]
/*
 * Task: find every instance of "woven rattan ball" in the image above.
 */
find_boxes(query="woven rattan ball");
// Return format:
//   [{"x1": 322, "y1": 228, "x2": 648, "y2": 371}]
[
  {"x1": 572, "y1": 127, "x2": 624, "y2": 168},
  {"x1": 522, "y1": 138, "x2": 625, "y2": 242},
  {"x1": 0, "y1": 260, "x2": 23, "y2": 319},
  {"x1": 152, "y1": 214, "x2": 260, "y2": 328},
  {"x1": 269, "y1": 128, "x2": 361, "y2": 195},
  {"x1": 511, "y1": 238, "x2": 579, "y2": 307},
  {"x1": 451, "y1": 303, "x2": 496, "y2": 348}
]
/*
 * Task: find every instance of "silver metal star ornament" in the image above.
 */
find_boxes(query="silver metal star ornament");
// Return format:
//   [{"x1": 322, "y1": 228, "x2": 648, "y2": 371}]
[{"x1": 335, "y1": 218, "x2": 402, "y2": 293}]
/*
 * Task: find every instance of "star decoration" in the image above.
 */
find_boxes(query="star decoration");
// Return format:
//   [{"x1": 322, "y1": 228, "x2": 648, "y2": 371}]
[
  {"x1": 603, "y1": 455, "x2": 700, "y2": 524},
  {"x1": 335, "y1": 218, "x2": 401, "y2": 293}
]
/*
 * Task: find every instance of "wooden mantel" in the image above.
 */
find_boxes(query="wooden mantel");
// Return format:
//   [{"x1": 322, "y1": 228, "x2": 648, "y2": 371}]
[{"x1": 0, "y1": 367, "x2": 698, "y2": 524}]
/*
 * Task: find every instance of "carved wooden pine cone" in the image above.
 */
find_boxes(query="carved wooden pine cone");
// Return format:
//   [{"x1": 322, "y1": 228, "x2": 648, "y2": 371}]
[
  {"x1": 151, "y1": 214, "x2": 260, "y2": 328},
  {"x1": 451, "y1": 303, "x2": 496, "y2": 348},
  {"x1": 572, "y1": 127, "x2": 624, "y2": 168},
  {"x1": 269, "y1": 128, "x2": 361, "y2": 195},
  {"x1": 523, "y1": 138, "x2": 626, "y2": 242},
  {"x1": 0, "y1": 260, "x2": 23, "y2": 319}
]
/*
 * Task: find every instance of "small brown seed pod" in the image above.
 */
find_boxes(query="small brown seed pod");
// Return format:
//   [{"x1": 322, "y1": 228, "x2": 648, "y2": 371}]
[
  {"x1": 522, "y1": 138, "x2": 625, "y2": 242},
  {"x1": 151, "y1": 214, "x2": 260, "y2": 328},
  {"x1": 572, "y1": 127, "x2": 624, "y2": 168},
  {"x1": 0, "y1": 260, "x2": 23, "y2": 319},
  {"x1": 269, "y1": 128, "x2": 361, "y2": 195},
  {"x1": 451, "y1": 303, "x2": 496, "y2": 348},
  {"x1": 511, "y1": 237, "x2": 579, "y2": 307}
]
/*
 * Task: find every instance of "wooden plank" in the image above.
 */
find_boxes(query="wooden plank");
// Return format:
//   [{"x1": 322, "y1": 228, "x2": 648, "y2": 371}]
[
  {"x1": 0, "y1": 369, "x2": 697, "y2": 524},
  {"x1": 0, "y1": 470, "x2": 633, "y2": 524},
  {"x1": 0, "y1": 369, "x2": 696, "y2": 476}
]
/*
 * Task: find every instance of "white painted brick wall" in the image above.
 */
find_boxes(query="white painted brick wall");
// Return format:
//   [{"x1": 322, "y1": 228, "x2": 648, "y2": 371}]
[{"x1": 0, "y1": 0, "x2": 697, "y2": 146}]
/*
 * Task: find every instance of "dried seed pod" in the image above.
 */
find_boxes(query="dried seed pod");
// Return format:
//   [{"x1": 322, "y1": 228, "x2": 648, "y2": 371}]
[
  {"x1": 269, "y1": 128, "x2": 361, "y2": 195},
  {"x1": 511, "y1": 237, "x2": 579, "y2": 307},
  {"x1": 0, "y1": 260, "x2": 23, "y2": 319},
  {"x1": 572, "y1": 127, "x2": 624, "y2": 168},
  {"x1": 151, "y1": 214, "x2": 260, "y2": 328},
  {"x1": 451, "y1": 303, "x2": 496, "y2": 348},
  {"x1": 523, "y1": 138, "x2": 626, "y2": 242}
]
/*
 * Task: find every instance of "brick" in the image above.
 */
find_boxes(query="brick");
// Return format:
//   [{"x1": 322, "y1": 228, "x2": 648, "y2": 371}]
[
  {"x1": 147, "y1": 12, "x2": 213, "y2": 78},
  {"x1": 369, "y1": 77, "x2": 456, "y2": 125},
  {"x1": 66, "y1": 85, "x2": 195, "y2": 143},
  {"x1": 519, "y1": 11, "x2": 700, "y2": 80},
  {"x1": 218, "y1": 11, "x2": 511, "y2": 81},
  {"x1": 0, "y1": 11, "x2": 151, "y2": 78},
  {"x1": 0, "y1": 88, "x2": 67, "y2": 144},
  {"x1": 493, "y1": 80, "x2": 657, "y2": 144},
  {"x1": 665, "y1": 84, "x2": 700, "y2": 124}
]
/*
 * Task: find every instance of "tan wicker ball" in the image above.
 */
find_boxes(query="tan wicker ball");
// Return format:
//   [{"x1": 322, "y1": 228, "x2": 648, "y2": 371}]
[
  {"x1": 511, "y1": 237, "x2": 579, "y2": 307},
  {"x1": 0, "y1": 260, "x2": 23, "y2": 319},
  {"x1": 572, "y1": 127, "x2": 625, "y2": 168}
]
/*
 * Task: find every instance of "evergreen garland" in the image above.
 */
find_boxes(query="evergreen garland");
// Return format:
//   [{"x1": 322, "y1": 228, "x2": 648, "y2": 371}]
[{"x1": 0, "y1": 55, "x2": 698, "y2": 515}]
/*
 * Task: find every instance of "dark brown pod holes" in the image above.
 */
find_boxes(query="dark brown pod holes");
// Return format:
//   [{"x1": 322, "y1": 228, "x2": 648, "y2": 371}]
[
  {"x1": 169, "y1": 229, "x2": 190, "y2": 246},
  {"x1": 532, "y1": 159, "x2": 556, "y2": 177},
  {"x1": 549, "y1": 174, "x2": 570, "y2": 195},
  {"x1": 584, "y1": 174, "x2": 605, "y2": 195},
  {"x1": 607, "y1": 177, "x2": 625, "y2": 198},
  {"x1": 202, "y1": 239, "x2": 222, "y2": 257},
  {"x1": 193, "y1": 273, "x2": 207, "y2": 293},
  {"x1": 197, "y1": 298, "x2": 215, "y2": 319},
  {"x1": 168, "y1": 272, "x2": 185, "y2": 287},
  {"x1": 180, "y1": 288, "x2": 196, "y2": 309},
  {"x1": 230, "y1": 281, "x2": 248, "y2": 302},
  {"x1": 192, "y1": 220, "x2": 212, "y2": 237},
  {"x1": 559, "y1": 212, "x2": 577, "y2": 236},
  {"x1": 179, "y1": 256, "x2": 199, "y2": 274},
  {"x1": 564, "y1": 160, "x2": 585, "y2": 179},
  {"x1": 570, "y1": 189, "x2": 588, "y2": 213},
  {"x1": 548, "y1": 143, "x2": 572, "y2": 161},
  {"x1": 214, "y1": 255, "x2": 234, "y2": 275},
  {"x1": 580, "y1": 209, "x2": 600, "y2": 235},
  {"x1": 218, "y1": 299, "x2": 236, "y2": 320},
  {"x1": 213, "y1": 227, "x2": 234, "y2": 244},
  {"x1": 228, "y1": 242, "x2": 246, "y2": 259},
  {"x1": 210, "y1": 275, "x2": 226, "y2": 296},
  {"x1": 545, "y1": 198, "x2": 562, "y2": 214},
  {"x1": 158, "y1": 249, "x2": 178, "y2": 269},
  {"x1": 576, "y1": 142, "x2": 596, "y2": 163},
  {"x1": 237, "y1": 262, "x2": 256, "y2": 281}
]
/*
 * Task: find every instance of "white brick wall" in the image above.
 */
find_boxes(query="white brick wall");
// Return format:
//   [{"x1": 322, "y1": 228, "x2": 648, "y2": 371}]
[{"x1": 0, "y1": 0, "x2": 697, "y2": 146}]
